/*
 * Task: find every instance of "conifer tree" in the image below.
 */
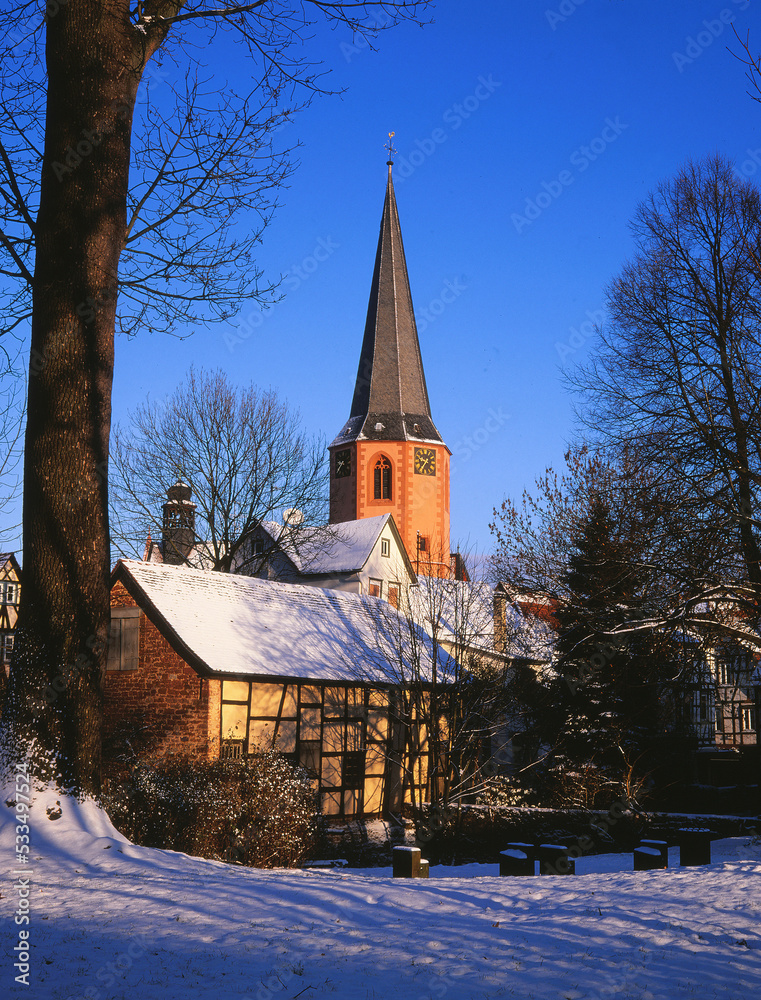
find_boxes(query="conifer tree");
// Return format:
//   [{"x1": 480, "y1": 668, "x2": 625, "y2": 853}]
[{"x1": 550, "y1": 495, "x2": 664, "y2": 806}]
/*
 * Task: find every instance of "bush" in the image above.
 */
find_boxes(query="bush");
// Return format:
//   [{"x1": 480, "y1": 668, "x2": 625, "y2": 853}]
[
  {"x1": 474, "y1": 775, "x2": 535, "y2": 809},
  {"x1": 102, "y1": 745, "x2": 317, "y2": 867}
]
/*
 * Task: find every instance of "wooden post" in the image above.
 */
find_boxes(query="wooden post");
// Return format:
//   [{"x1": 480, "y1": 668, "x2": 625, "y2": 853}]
[
  {"x1": 639, "y1": 839, "x2": 668, "y2": 867},
  {"x1": 678, "y1": 829, "x2": 711, "y2": 867},
  {"x1": 393, "y1": 846, "x2": 421, "y2": 878},
  {"x1": 634, "y1": 847, "x2": 665, "y2": 871},
  {"x1": 499, "y1": 849, "x2": 534, "y2": 876},
  {"x1": 538, "y1": 844, "x2": 574, "y2": 875},
  {"x1": 506, "y1": 841, "x2": 536, "y2": 862}
]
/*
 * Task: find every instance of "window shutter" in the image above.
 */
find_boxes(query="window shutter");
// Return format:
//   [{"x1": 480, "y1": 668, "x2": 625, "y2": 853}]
[
  {"x1": 121, "y1": 616, "x2": 139, "y2": 671},
  {"x1": 107, "y1": 607, "x2": 141, "y2": 671},
  {"x1": 106, "y1": 620, "x2": 121, "y2": 671}
]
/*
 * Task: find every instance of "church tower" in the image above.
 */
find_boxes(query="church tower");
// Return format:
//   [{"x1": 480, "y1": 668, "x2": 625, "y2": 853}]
[{"x1": 329, "y1": 159, "x2": 451, "y2": 574}]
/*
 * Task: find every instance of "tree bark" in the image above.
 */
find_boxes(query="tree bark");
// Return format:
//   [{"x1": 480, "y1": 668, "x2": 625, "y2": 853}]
[{"x1": 5, "y1": 2, "x2": 150, "y2": 796}]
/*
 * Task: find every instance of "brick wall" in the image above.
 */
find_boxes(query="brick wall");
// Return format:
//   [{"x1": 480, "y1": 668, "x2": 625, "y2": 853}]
[{"x1": 105, "y1": 581, "x2": 221, "y2": 767}]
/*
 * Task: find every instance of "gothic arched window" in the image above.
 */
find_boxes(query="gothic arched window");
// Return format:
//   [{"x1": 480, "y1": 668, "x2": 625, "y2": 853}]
[{"x1": 373, "y1": 456, "x2": 392, "y2": 501}]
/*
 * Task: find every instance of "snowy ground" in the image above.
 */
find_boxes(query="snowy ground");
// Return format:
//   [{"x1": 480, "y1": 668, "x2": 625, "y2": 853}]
[{"x1": 2, "y1": 788, "x2": 761, "y2": 1000}]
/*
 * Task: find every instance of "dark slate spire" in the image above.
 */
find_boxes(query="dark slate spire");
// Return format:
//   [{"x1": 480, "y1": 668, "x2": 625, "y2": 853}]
[{"x1": 331, "y1": 162, "x2": 443, "y2": 446}]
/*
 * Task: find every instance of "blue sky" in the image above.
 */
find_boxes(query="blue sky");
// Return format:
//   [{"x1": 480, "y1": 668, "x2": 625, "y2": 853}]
[{"x1": 7, "y1": 1, "x2": 761, "y2": 557}]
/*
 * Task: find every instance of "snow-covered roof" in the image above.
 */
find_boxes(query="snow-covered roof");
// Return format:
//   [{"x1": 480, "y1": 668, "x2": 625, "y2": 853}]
[
  {"x1": 113, "y1": 559, "x2": 448, "y2": 684},
  {"x1": 260, "y1": 515, "x2": 412, "y2": 576}
]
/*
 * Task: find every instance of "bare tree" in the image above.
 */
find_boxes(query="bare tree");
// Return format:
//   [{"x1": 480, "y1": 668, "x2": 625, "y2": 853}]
[
  {"x1": 110, "y1": 366, "x2": 329, "y2": 572},
  {"x1": 570, "y1": 155, "x2": 761, "y2": 623},
  {"x1": 349, "y1": 549, "x2": 538, "y2": 824},
  {"x1": 0, "y1": 0, "x2": 431, "y2": 796},
  {"x1": 489, "y1": 444, "x2": 723, "y2": 806}
]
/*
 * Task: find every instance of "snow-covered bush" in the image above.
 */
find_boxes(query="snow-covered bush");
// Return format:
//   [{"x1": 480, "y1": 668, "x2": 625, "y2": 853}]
[
  {"x1": 474, "y1": 775, "x2": 535, "y2": 808},
  {"x1": 102, "y1": 745, "x2": 317, "y2": 867}
]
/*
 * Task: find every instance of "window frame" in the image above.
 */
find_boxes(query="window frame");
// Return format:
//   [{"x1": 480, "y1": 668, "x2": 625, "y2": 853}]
[
  {"x1": 373, "y1": 456, "x2": 392, "y2": 501},
  {"x1": 740, "y1": 703, "x2": 757, "y2": 732}
]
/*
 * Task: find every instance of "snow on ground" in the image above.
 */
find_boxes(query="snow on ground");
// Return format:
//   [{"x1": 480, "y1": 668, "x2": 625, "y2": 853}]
[{"x1": 2, "y1": 787, "x2": 761, "y2": 1000}]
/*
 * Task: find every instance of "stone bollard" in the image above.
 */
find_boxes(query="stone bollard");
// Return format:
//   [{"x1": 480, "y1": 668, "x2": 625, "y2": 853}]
[
  {"x1": 639, "y1": 839, "x2": 668, "y2": 867},
  {"x1": 538, "y1": 844, "x2": 575, "y2": 876},
  {"x1": 634, "y1": 846, "x2": 665, "y2": 871},
  {"x1": 499, "y1": 848, "x2": 534, "y2": 877},
  {"x1": 393, "y1": 846, "x2": 421, "y2": 878},
  {"x1": 506, "y1": 841, "x2": 536, "y2": 862},
  {"x1": 678, "y1": 828, "x2": 712, "y2": 867}
]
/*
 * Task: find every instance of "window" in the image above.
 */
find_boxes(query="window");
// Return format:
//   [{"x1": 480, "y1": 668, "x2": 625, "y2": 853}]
[
  {"x1": 698, "y1": 690, "x2": 711, "y2": 723},
  {"x1": 368, "y1": 579, "x2": 382, "y2": 598},
  {"x1": 388, "y1": 583, "x2": 400, "y2": 609},
  {"x1": 381, "y1": 538, "x2": 390, "y2": 558},
  {"x1": 1, "y1": 633, "x2": 13, "y2": 662},
  {"x1": 106, "y1": 608, "x2": 140, "y2": 671},
  {"x1": 740, "y1": 704, "x2": 757, "y2": 732},
  {"x1": 252, "y1": 538, "x2": 264, "y2": 557},
  {"x1": 343, "y1": 750, "x2": 366, "y2": 789},
  {"x1": 1, "y1": 582, "x2": 17, "y2": 605},
  {"x1": 373, "y1": 457, "x2": 392, "y2": 500},
  {"x1": 417, "y1": 535, "x2": 428, "y2": 553},
  {"x1": 718, "y1": 653, "x2": 752, "y2": 686}
]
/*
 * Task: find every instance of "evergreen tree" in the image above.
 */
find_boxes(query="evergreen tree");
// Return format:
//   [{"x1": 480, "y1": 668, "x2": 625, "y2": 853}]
[{"x1": 549, "y1": 495, "x2": 665, "y2": 807}]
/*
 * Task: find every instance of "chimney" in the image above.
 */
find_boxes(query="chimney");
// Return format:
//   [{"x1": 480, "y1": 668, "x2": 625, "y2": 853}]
[{"x1": 162, "y1": 482, "x2": 196, "y2": 565}]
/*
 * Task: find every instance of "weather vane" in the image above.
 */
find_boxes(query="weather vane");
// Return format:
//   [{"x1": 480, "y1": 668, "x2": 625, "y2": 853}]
[{"x1": 385, "y1": 131, "x2": 397, "y2": 163}]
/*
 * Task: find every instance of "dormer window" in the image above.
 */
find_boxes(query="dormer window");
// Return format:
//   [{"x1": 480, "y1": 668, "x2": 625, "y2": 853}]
[{"x1": 373, "y1": 457, "x2": 392, "y2": 501}]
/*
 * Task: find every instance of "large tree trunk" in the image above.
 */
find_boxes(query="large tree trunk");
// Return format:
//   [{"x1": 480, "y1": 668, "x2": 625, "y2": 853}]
[{"x1": 4, "y1": 3, "x2": 150, "y2": 796}]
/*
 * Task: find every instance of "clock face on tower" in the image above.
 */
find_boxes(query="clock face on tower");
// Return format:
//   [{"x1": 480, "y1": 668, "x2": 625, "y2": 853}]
[
  {"x1": 414, "y1": 447, "x2": 436, "y2": 476},
  {"x1": 334, "y1": 449, "x2": 351, "y2": 478}
]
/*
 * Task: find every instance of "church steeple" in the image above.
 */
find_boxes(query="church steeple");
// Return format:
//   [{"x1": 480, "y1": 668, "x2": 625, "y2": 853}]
[
  {"x1": 334, "y1": 160, "x2": 443, "y2": 447},
  {"x1": 329, "y1": 155, "x2": 451, "y2": 573}
]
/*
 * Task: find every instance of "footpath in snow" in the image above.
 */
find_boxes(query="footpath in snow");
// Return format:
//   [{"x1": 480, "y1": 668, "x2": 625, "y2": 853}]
[{"x1": 2, "y1": 786, "x2": 760, "y2": 1000}]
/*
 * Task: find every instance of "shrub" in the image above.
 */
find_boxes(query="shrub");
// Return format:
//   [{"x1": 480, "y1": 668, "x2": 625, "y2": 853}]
[
  {"x1": 474, "y1": 775, "x2": 535, "y2": 809},
  {"x1": 102, "y1": 745, "x2": 317, "y2": 867}
]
